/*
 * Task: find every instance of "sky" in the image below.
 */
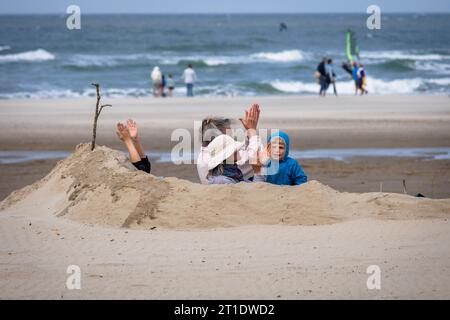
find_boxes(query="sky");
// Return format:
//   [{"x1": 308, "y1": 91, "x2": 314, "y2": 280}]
[{"x1": 0, "y1": 0, "x2": 449, "y2": 14}]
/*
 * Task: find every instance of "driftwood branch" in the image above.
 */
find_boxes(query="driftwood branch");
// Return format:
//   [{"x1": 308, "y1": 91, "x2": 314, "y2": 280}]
[{"x1": 91, "y1": 83, "x2": 112, "y2": 151}]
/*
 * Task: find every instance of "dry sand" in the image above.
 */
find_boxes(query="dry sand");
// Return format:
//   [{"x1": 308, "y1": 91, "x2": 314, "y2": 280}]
[
  {"x1": 2, "y1": 143, "x2": 449, "y2": 229},
  {"x1": 1, "y1": 95, "x2": 450, "y2": 299}
]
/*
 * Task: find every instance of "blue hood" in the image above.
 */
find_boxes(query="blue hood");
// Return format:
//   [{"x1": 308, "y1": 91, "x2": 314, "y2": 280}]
[
  {"x1": 265, "y1": 131, "x2": 307, "y2": 186},
  {"x1": 268, "y1": 131, "x2": 290, "y2": 161}
]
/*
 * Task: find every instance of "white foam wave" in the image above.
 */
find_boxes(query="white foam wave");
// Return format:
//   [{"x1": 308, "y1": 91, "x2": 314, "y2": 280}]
[
  {"x1": 65, "y1": 50, "x2": 306, "y2": 68},
  {"x1": 250, "y1": 50, "x2": 305, "y2": 62},
  {"x1": 415, "y1": 61, "x2": 450, "y2": 75},
  {"x1": 269, "y1": 77, "x2": 449, "y2": 95},
  {"x1": 0, "y1": 49, "x2": 55, "y2": 63},
  {"x1": 0, "y1": 84, "x2": 253, "y2": 100},
  {"x1": 362, "y1": 51, "x2": 446, "y2": 61},
  {"x1": 270, "y1": 80, "x2": 318, "y2": 93},
  {"x1": 0, "y1": 45, "x2": 11, "y2": 52},
  {"x1": 0, "y1": 88, "x2": 149, "y2": 100},
  {"x1": 425, "y1": 78, "x2": 450, "y2": 86}
]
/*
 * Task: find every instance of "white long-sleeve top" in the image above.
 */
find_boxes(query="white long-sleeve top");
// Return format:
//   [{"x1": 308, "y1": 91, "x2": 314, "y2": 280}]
[
  {"x1": 182, "y1": 68, "x2": 197, "y2": 84},
  {"x1": 196, "y1": 135, "x2": 262, "y2": 184}
]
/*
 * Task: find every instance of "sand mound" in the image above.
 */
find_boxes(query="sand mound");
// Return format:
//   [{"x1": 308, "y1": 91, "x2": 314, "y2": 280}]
[{"x1": 1, "y1": 143, "x2": 449, "y2": 230}]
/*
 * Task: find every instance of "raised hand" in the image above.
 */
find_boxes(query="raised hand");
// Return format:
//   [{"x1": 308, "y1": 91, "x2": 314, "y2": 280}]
[
  {"x1": 116, "y1": 122, "x2": 131, "y2": 141},
  {"x1": 127, "y1": 119, "x2": 139, "y2": 140},
  {"x1": 239, "y1": 103, "x2": 260, "y2": 131}
]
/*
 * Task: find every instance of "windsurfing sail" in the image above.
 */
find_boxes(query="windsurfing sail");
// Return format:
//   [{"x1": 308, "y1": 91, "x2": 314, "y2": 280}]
[{"x1": 346, "y1": 29, "x2": 360, "y2": 62}]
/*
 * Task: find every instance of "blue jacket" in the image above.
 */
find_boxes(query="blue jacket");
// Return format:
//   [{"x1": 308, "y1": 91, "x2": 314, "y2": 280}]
[
  {"x1": 352, "y1": 65, "x2": 359, "y2": 80},
  {"x1": 266, "y1": 132, "x2": 308, "y2": 186}
]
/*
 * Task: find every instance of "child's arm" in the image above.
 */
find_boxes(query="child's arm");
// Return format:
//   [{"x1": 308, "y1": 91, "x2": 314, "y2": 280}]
[{"x1": 291, "y1": 161, "x2": 308, "y2": 185}]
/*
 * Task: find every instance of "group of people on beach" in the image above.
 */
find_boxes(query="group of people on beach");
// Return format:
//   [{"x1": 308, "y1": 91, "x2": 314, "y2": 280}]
[
  {"x1": 316, "y1": 57, "x2": 338, "y2": 97},
  {"x1": 116, "y1": 104, "x2": 308, "y2": 186},
  {"x1": 151, "y1": 64, "x2": 197, "y2": 98},
  {"x1": 152, "y1": 58, "x2": 367, "y2": 99},
  {"x1": 316, "y1": 58, "x2": 368, "y2": 96},
  {"x1": 342, "y1": 60, "x2": 368, "y2": 96}
]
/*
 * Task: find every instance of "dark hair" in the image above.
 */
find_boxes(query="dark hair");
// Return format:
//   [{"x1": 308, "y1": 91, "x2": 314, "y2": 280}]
[
  {"x1": 168, "y1": 74, "x2": 173, "y2": 77},
  {"x1": 328, "y1": 59, "x2": 333, "y2": 64},
  {"x1": 201, "y1": 117, "x2": 231, "y2": 147},
  {"x1": 188, "y1": 64, "x2": 193, "y2": 68}
]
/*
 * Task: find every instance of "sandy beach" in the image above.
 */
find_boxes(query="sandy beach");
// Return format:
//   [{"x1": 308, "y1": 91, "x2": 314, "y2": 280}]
[{"x1": 1, "y1": 95, "x2": 450, "y2": 299}]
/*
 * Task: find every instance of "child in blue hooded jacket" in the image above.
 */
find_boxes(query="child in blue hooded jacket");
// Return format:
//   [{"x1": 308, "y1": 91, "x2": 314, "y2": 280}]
[{"x1": 255, "y1": 131, "x2": 307, "y2": 185}]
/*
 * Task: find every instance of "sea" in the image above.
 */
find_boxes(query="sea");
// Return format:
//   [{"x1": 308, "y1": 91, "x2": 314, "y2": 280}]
[{"x1": 1, "y1": 14, "x2": 450, "y2": 99}]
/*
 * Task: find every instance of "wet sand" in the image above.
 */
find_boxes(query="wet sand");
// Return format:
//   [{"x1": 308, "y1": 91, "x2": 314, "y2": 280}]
[{"x1": 0, "y1": 95, "x2": 449, "y2": 151}]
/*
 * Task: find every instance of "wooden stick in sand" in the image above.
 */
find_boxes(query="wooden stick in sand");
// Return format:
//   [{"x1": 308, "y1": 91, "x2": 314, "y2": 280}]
[
  {"x1": 403, "y1": 179, "x2": 407, "y2": 195},
  {"x1": 91, "y1": 83, "x2": 111, "y2": 151}
]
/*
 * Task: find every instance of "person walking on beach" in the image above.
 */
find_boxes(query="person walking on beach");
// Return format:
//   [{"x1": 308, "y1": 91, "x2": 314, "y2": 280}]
[
  {"x1": 182, "y1": 64, "x2": 197, "y2": 97},
  {"x1": 325, "y1": 59, "x2": 337, "y2": 96},
  {"x1": 167, "y1": 74, "x2": 175, "y2": 97},
  {"x1": 357, "y1": 63, "x2": 368, "y2": 95},
  {"x1": 161, "y1": 73, "x2": 166, "y2": 97},
  {"x1": 351, "y1": 61, "x2": 359, "y2": 96},
  {"x1": 151, "y1": 66, "x2": 163, "y2": 97},
  {"x1": 316, "y1": 58, "x2": 328, "y2": 97}
]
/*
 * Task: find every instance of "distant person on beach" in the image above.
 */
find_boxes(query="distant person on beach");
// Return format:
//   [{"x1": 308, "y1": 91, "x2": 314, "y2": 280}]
[
  {"x1": 342, "y1": 61, "x2": 353, "y2": 76},
  {"x1": 151, "y1": 66, "x2": 163, "y2": 97},
  {"x1": 182, "y1": 64, "x2": 197, "y2": 97},
  {"x1": 325, "y1": 59, "x2": 337, "y2": 96},
  {"x1": 351, "y1": 61, "x2": 359, "y2": 96},
  {"x1": 116, "y1": 119, "x2": 151, "y2": 174},
  {"x1": 316, "y1": 58, "x2": 328, "y2": 96},
  {"x1": 357, "y1": 63, "x2": 368, "y2": 95},
  {"x1": 161, "y1": 74, "x2": 166, "y2": 97},
  {"x1": 167, "y1": 74, "x2": 175, "y2": 97},
  {"x1": 197, "y1": 104, "x2": 263, "y2": 184},
  {"x1": 252, "y1": 131, "x2": 308, "y2": 186}
]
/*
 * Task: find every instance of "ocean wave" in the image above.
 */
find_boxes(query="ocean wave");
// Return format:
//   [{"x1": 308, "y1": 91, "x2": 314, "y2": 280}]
[
  {"x1": 0, "y1": 85, "x2": 253, "y2": 99},
  {"x1": 376, "y1": 59, "x2": 416, "y2": 72},
  {"x1": 0, "y1": 49, "x2": 55, "y2": 63},
  {"x1": 2, "y1": 77, "x2": 448, "y2": 100},
  {"x1": 0, "y1": 88, "x2": 149, "y2": 99},
  {"x1": 61, "y1": 50, "x2": 306, "y2": 69},
  {"x1": 250, "y1": 50, "x2": 305, "y2": 62},
  {"x1": 0, "y1": 45, "x2": 11, "y2": 52},
  {"x1": 414, "y1": 61, "x2": 450, "y2": 75},
  {"x1": 269, "y1": 77, "x2": 450, "y2": 95},
  {"x1": 362, "y1": 51, "x2": 447, "y2": 61},
  {"x1": 426, "y1": 78, "x2": 450, "y2": 85},
  {"x1": 167, "y1": 50, "x2": 306, "y2": 66}
]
